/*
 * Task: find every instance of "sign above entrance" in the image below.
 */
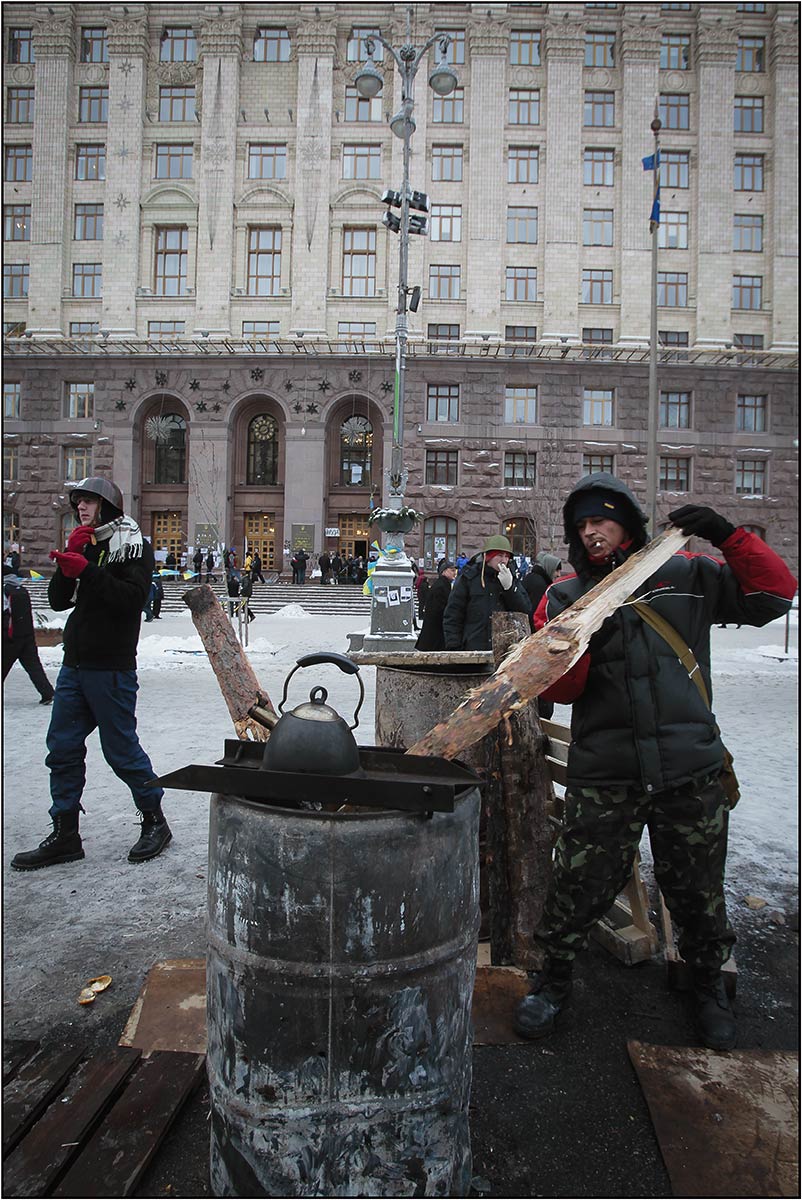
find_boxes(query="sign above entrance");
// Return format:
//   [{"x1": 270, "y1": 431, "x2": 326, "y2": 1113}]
[
  {"x1": 291, "y1": 524, "x2": 315, "y2": 552},
  {"x1": 325, "y1": 527, "x2": 340, "y2": 537}
]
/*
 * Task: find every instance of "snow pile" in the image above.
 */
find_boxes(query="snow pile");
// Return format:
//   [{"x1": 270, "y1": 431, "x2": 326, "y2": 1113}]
[{"x1": 270, "y1": 604, "x2": 313, "y2": 620}]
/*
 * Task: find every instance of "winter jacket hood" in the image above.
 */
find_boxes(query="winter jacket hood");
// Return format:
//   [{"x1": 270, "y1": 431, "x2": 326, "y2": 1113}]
[{"x1": 563, "y1": 472, "x2": 649, "y2": 577}]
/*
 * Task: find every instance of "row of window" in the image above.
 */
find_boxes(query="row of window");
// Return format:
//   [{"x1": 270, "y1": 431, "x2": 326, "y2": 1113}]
[
  {"x1": 1, "y1": 200, "x2": 766, "y2": 256},
  {"x1": 1, "y1": 83, "x2": 770, "y2": 132},
  {"x1": 0, "y1": 438, "x2": 772, "y2": 498},
  {"x1": 0, "y1": 236, "x2": 768, "y2": 310},
  {"x1": 422, "y1": 450, "x2": 769, "y2": 494},
  {"x1": 1, "y1": 378, "x2": 772, "y2": 434},
  {"x1": 2, "y1": 140, "x2": 768, "y2": 195},
  {"x1": 5, "y1": 24, "x2": 770, "y2": 71}
]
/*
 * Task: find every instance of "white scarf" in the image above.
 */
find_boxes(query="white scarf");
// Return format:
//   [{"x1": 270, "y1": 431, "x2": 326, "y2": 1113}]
[{"x1": 93, "y1": 516, "x2": 144, "y2": 564}]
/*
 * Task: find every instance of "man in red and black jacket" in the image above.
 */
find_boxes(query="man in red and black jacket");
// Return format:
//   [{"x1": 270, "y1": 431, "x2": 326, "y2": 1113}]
[{"x1": 514, "y1": 472, "x2": 796, "y2": 1051}]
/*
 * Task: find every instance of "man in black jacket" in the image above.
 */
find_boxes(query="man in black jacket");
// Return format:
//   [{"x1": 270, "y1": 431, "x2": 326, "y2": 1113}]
[
  {"x1": 443, "y1": 535, "x2": 531, "y2": 651},
  {"x1": 513, "y1": 472, "x2": 797, "y2": 1050},
  {"x1": 11, "y1": 477, "x2": 171, "y2": 872},
  {"x1": 2, "y1": 567, "x2": 55, "y2": 703},
  {"x1": 415, "y1": 561, "x2": 457, "y2": 651}
]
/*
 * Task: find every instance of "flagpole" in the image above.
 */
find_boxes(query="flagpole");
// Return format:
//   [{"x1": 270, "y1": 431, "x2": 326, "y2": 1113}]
[{"x1": 646, "y1": 104, "x2": 662, "y2": 535}]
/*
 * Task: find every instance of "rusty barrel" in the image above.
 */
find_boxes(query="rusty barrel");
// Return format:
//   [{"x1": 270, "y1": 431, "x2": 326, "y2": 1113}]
[{"x1": 206, "y1": 789, "x2": 480, "y2": 1197}]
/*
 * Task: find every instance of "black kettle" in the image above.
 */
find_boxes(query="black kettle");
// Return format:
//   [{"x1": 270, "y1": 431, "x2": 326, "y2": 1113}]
[{"x1": 261, "y1": 653, "x2": 364, "y2": 777}]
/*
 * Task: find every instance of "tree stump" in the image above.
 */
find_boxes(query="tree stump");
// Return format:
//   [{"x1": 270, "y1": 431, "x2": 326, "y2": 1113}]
[{"x1": 485, "y1": 612, "x2": 553, "y2": 971}]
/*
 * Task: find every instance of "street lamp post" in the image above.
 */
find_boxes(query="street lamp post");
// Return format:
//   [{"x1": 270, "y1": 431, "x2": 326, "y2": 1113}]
[{"x1": 354, "y1": 10, "x2": 458, "y2": 649}]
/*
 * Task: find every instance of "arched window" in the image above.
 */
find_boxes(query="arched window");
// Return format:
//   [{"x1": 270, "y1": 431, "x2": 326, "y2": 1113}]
[
  {"x1": 247, "y1": 414, "x2": 278, "y2": 485},
  {"x1": 503, "y1": 516, "x2": 537, "y2": 557},
  {"x1": 340, "y1": 415, "x2": 372, "y2": 486},
  {"x1": 153, "y1": 414, "x2": 187, "y2": 484},
  {"x1": 422, "y1": 515, "x2": 457, "y2": 571}
]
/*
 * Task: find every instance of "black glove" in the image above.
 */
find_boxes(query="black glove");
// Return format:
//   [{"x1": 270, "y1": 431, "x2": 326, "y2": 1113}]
[{"x1": 669, "y1": 505, "x2": 735, "y2": 547}]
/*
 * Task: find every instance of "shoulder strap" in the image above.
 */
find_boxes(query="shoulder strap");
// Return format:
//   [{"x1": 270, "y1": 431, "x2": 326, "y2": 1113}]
[{"x1": 630, "y1": 600, "x2": 711, "y2": 709}]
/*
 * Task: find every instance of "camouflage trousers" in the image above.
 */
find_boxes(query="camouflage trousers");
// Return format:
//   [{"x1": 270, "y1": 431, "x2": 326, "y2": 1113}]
[{"x1": 536, "y1": 770, "x2": 736, "y2": 975}]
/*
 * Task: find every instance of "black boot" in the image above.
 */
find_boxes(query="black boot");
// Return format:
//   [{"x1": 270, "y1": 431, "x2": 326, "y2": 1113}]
[
  {"x1": 692, "y1": 970, "x2": 737, "y2": 1051},
  {"x1": 128, "y1": 807, "x2": 172, "y2": 863},
  {"x1": 513, "y1": 961, "x2": 573, "y2": 1040},
  {"x1": 11, "y1": 811, "x2": 84, "y2": 871}
]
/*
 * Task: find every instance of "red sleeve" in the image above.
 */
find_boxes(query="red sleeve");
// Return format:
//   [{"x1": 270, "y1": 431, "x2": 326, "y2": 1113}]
[
  {"x1": 534, "y1": 588, "x2": 591, "y2": 703},
  {"x1": 719, "y1": 528, "x2": 798, "y2": 600}
]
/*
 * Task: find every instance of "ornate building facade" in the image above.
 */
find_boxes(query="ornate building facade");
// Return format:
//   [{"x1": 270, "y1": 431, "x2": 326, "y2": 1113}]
[{"x1": 3, "y1": 3, "x2": 798, "y2": 572}]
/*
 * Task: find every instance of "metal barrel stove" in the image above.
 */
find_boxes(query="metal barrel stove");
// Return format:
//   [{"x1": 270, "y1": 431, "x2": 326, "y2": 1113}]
[
  {"x1": 206, "y1": 791, "x2": 479, "y2": 1197},
  {"x1": 158, "y1": 655, "x2": 482, "y2": 1197}
]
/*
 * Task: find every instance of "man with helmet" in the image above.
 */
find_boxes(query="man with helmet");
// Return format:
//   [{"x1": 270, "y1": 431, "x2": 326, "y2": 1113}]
[
  {"x1": 11, "y1": 477, "x2": 172, "y2": 871},
  {"x1": 442, "y1": 533, "x2": 531, "y2": 651},
  {"x1": 513, "y1": 471, "x2": 796, "y2": 1052}
]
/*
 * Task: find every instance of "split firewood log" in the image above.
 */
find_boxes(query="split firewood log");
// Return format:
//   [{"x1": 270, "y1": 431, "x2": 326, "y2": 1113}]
[
  {"x1": 407, "y1": 528, "x2": 688, "y2": 761},
  {"x1": 182, "y1": 584, "x2": 278, "y2": 741}
]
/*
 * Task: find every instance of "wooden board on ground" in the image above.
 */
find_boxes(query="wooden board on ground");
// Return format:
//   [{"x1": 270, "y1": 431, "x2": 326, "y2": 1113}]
[
  {"x1": 2, "y1": 1045, "x2": 85, "y2": 1157},
  {"x1": 3, "y1": 1049, "x2": 141, "y2": 1199},
  {"x1": 2, "y1": 1042, "x2": 40, "y2": 1087},
  {"x1": 472, "y1": 965, "x2": 532, "y2": 1045},
  {"x1": 119, "y1": 959, "x2": 207, "y2": 1056},
  {"x1": 628, "y1": 1040, "x2": 799, "y2": 1198},
  {"x1": 52, "y1": 1052, "x2": 206, "y2": 1198}
]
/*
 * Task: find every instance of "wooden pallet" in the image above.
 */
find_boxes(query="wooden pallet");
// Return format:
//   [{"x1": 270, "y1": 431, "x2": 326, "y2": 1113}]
[{"x1": 2, "y1": 1041, "x2": 205, "y2": 1199}]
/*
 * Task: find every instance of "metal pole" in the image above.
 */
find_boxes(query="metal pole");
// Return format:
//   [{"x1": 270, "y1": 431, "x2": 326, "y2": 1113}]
[
  {"x1": 392, "y1": 93, "x2": 411, "y2": 493},
  {"x1": 646, "y1": 109, "x2": 662, "y2": 535}
]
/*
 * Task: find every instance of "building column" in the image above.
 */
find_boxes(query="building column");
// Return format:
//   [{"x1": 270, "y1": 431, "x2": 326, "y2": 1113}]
[
  {"x1": 541, "y1": 16, "x2": 584, "y2": 343},
  {"x1": 282, "y1": 426, "x2": 326, "y2": 558},
  {"x1": 769, "y1": 12, "x2": 798, "y2": 351},
  {"x1": 694, "y1": 13, "x2": 738, "y2": 349},
  {"x1": 102, "y1": 8, "x2": 149, "y2": 338},
  {"x1": 27, "y1": 5, "x2": 74, "y2": 337},
  {"x1": 187, "y1": 425, "x2": 229, "y2": 555},
  {"x1": 618, "y1": 9, "x2": 661, "y2": 348},
  {"x1": 463, "y1": 18, "x2": 507, "y2": 340},
  {"x1": 194, "y1": 10, "x2": 243, "y2": 338},
  {"x1": 289, "y1": 20, "x2": 337, "y2": 338}
]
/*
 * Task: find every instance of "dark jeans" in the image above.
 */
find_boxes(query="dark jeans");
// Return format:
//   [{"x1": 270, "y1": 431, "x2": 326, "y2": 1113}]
[
  {"x1": 45, "y1": 666, "x2": 164, "y2": 818},
  {"x1": 3, "y1": 634, "x2": 54, "y2": 701}
]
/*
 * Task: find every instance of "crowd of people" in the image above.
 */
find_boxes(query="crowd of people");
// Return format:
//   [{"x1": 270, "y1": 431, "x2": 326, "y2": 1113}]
[{"x1": 5, "y1": 467, "x2": 797, "y2": 1054}]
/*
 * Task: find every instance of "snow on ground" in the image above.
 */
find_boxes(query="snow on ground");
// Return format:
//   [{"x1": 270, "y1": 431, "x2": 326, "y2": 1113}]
[{"x1": 1, "y1": 605, "x2": 797, "y2": 1038}]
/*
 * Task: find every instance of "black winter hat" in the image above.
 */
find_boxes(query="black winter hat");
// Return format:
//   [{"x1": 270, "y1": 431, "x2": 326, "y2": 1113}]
[{"x1": 571, "y1": 488, "x2": 635, "y2": 533}]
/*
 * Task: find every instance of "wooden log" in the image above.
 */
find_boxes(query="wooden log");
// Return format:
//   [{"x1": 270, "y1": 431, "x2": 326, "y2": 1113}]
[
  {"x1": 407, "y1": 528, "x2": 688, "y2": 760},
  {"x1": 182, "y1": 584, "x2": 277, "y2": 741},
  {"x1": 483, "y1": 613, "x2": 553, "y2": 971}
]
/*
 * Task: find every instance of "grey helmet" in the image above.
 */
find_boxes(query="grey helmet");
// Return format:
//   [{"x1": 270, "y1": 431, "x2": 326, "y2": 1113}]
[{"x1": 69, "y1": 476, "x2": 124, "y2": 521}]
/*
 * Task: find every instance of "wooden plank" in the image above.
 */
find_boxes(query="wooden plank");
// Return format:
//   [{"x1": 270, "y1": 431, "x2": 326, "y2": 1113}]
[
  {"x1": 3, "y1": 1043, "x2": 40, "y2": 1088},
  {"x1": 407, "y1": 528, "x2": 688, "y2": 761},
  {"x1": 2, "y1": 1049, "x2": 141, "y2": 1199},
  {"x1": 2, "y1": 1046, "x2": 85, "y2": 1157},
  {"x1": 621, "y1": 852, "x2": 655, "y2": 936},
  {"x1": 540, "y1": 719, "x2": 571, "y2": 743},
  {"x1": 52, "y1": 1052, "x2": 206, "y2": 1198},
  {"x1": 118, "y1": 960, "x2": 206, "y2": 1056},
  {"x1": 629, "y1": 1041, "x2": 798, "y2": 1198}
]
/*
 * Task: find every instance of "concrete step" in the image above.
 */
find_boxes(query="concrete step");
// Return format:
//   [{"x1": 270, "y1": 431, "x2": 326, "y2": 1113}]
[{"x1": 25, "y1": 580, "x2": 374, "y2": 617}]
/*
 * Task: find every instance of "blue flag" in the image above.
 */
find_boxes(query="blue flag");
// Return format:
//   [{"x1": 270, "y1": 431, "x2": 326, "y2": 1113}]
[{"x1": 642, "y1": 151, "x2": 660, "y2": 230}]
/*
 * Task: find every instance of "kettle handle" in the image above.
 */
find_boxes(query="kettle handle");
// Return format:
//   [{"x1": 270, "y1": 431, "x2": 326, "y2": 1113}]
[{"x1": 278, "y1": 653, "x2": 365, "y2": 730}]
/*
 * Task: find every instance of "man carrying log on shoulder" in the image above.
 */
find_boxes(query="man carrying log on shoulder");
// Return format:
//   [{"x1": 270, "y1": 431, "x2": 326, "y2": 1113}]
[{"x1": 514, "y1": 471, "x2": 796, "y2": 1051}]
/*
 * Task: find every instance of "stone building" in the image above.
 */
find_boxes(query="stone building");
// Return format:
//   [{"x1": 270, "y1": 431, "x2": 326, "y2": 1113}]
[{"x1": 3, "y1": 3, "x2": 798, "y2": 574}]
